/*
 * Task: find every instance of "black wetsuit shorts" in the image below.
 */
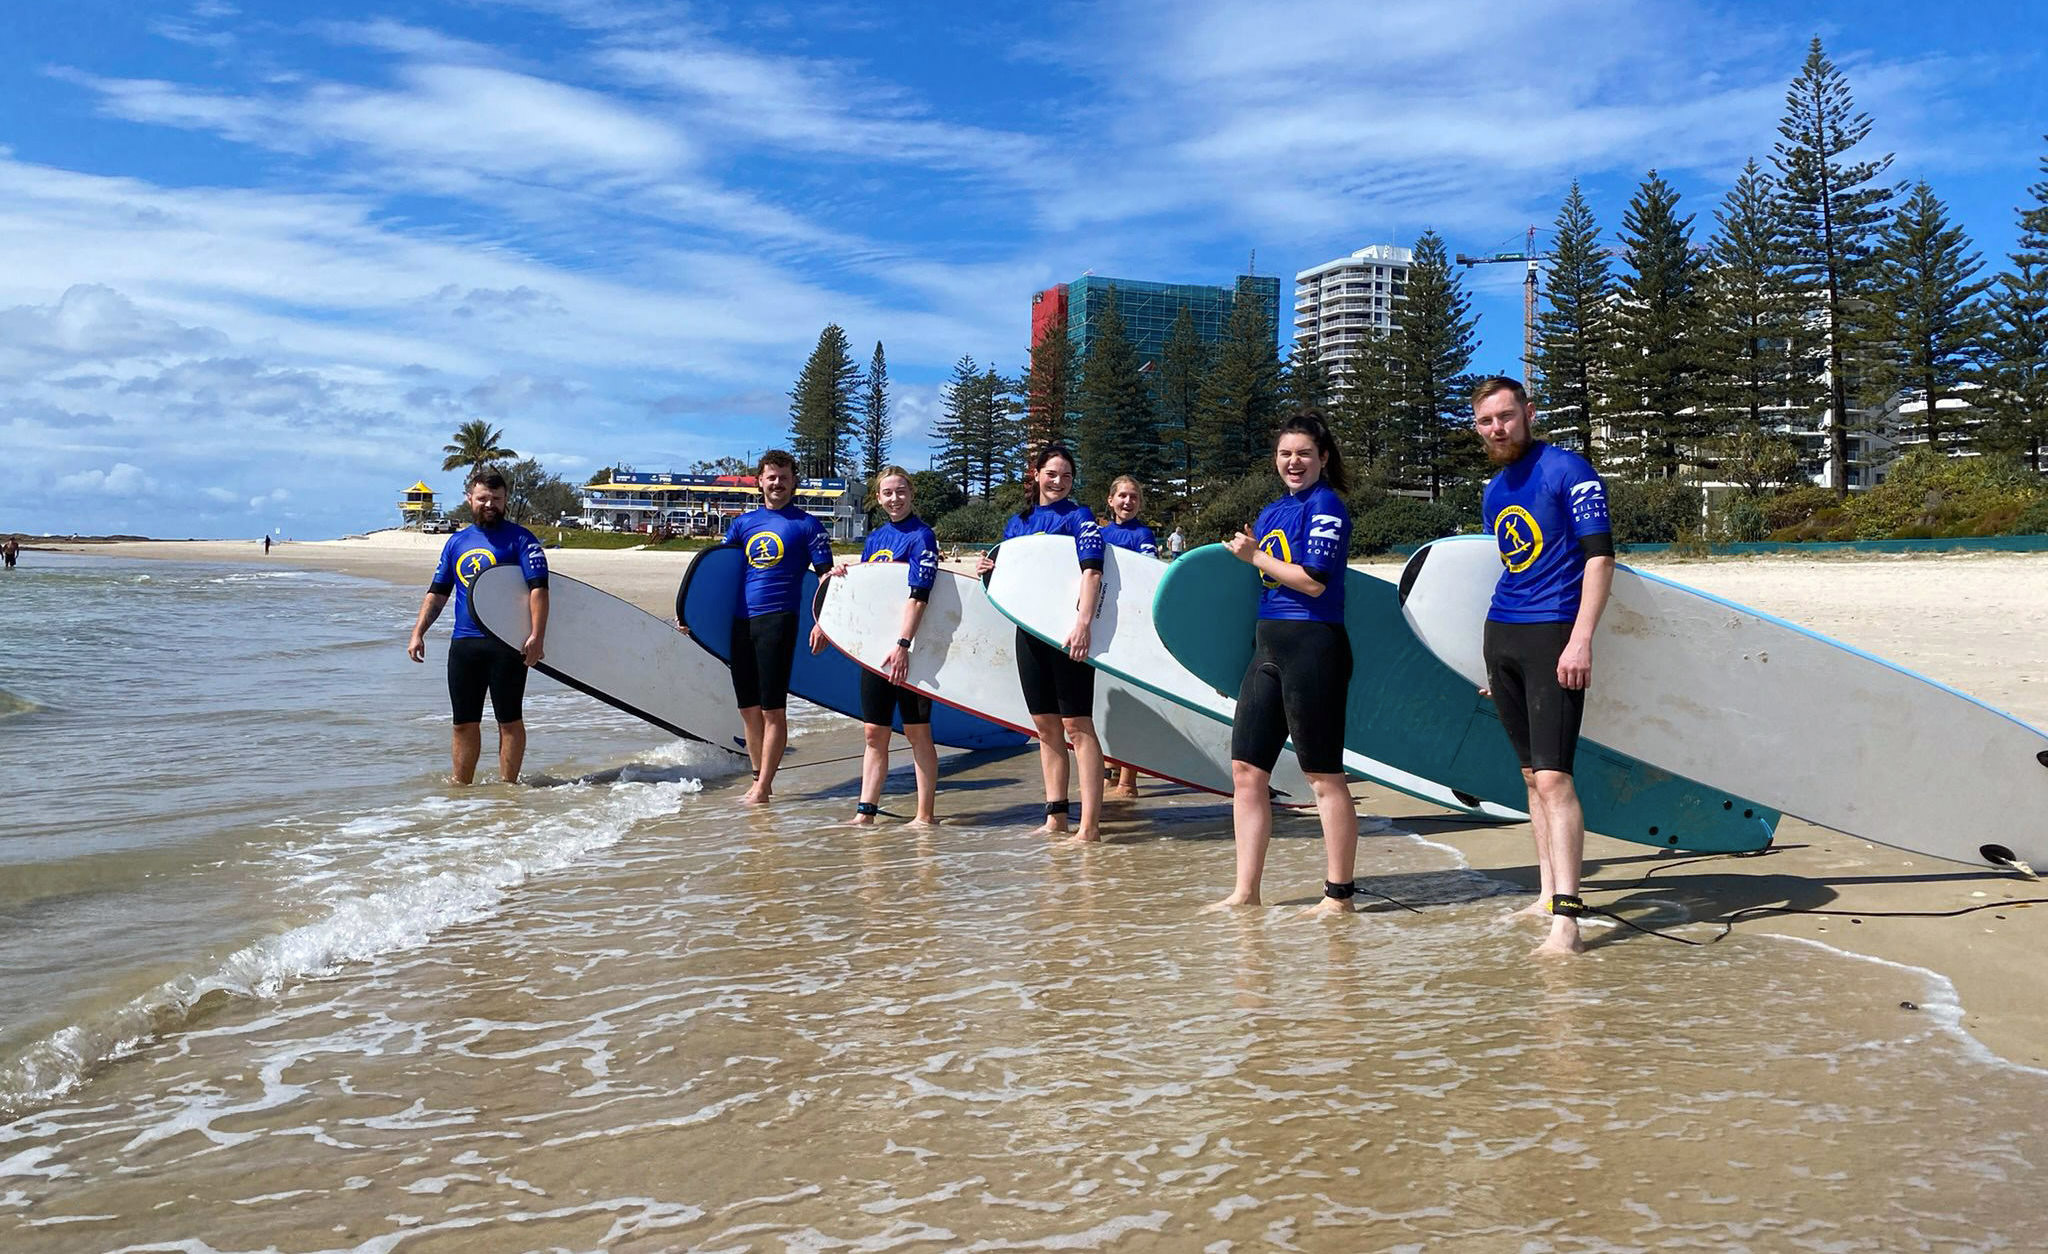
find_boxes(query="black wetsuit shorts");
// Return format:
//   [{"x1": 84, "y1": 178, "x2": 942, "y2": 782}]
[
  {"x1": 859, "y1": 668, "x2": 933, "y2": 728},
  {"x1": 729, "y1": 611, "x2": 800, "y2": 712},
  {"x1": 1230, "y1": 619, "x2": 1351, "y2": 776},
  {"x1": 1016, "y1": 626, "x2": 1095, "y2": 720},
  {"x1": 448, "y1": 635, "x2": 529, "y2": 725},
  {"x1": 1483, "y1": 619, "x2": 1584, "y2": 774}
]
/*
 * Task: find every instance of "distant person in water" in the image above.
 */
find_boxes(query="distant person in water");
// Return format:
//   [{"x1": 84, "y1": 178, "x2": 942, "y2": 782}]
[
  {"x1": 406, "y1": 470, "x2": 550, "y2": 785},
  {"x1": 2, "y1": 537, "x2": 16, "y2": 569},
  {"x1": 814, "y1": 465, "x2": 939, "y2": 827},
  {"x1": 263, "y1": 535, "x2": 271, "y2": 555},
  {"x1": 1098, "y1": 475, "x2": 1158, "y2": 799},
  {"x1": 713, "y1": 449, "x2": 834, "y2": 806},
  {"x1": 1473, "y1": 376, "x2": 1614, "y2": 958}
]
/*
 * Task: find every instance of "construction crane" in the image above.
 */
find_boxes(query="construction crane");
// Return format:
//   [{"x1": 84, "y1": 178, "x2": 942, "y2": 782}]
[{"x1": 1455, "y1": 226, "x2": 1540, "y2": 384}]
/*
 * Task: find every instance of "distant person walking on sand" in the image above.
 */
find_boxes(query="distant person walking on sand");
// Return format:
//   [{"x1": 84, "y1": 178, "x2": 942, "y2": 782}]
[
  {"x1": 1473, "y1": 376, "x2": 1614, "y2": 957},
  {"x1": 263, "y1": 535, "x2": 271, "y2": 555},
  {"x1": 715, "y1": 449, "x2": 834, "y2": 806},
  {"x1": 406, "y1": 469, "x2": 550, "y2": 785},
  {"x1": 1167, "y1": 526, "x2": 1186, "y2": 561},
  {"x1": 1099, "y1": 475, "x2": 1158, "y2": 799}
]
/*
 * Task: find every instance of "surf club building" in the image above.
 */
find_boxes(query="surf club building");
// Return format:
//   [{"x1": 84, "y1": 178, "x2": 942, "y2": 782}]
[{"x1": 580, "y1": 471, "x2": 865, "y2": 540}]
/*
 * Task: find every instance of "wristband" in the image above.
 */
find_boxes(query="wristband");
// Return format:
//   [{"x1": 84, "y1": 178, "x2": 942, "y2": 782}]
[{"x1": 896, "y1": 637, "x2": 913, "y2": 649}]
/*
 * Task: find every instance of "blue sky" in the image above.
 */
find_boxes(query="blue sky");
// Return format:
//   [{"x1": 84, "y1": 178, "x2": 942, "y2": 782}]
[{"x1": 2, "y1": 0, "x2": 2043, "y2": 538}]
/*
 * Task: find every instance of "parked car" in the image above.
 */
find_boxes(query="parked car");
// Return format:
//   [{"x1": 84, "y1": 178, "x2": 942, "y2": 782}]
[
  {"x1": 556, "y1": 514, "x2": 590, "y2": 529},
  {"x1": 422, "y1": 515, "x2": 457, "y2": 534}
]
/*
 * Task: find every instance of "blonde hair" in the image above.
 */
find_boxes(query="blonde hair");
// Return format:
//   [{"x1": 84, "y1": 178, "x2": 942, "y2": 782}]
[
  {"x1": 1108, "y1": 475, "x2": 1144, "y2": 506},
  {"x1": 872, "y1": 464, "x2": 914, "y2": 499}
]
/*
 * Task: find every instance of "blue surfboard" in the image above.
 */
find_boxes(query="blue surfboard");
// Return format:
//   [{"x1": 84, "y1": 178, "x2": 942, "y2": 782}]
[
  {"x1": 678, "y1": 546, "x2": 1027, "y2": 751},
  {"x1": 1153, "y1": 545, "x2": 1779, "y2": 853}
]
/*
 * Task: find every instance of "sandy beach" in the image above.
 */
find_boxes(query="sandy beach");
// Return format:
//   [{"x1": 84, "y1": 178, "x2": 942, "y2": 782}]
[{"x1": 54, "y1": 530, "x2": 2048, "y2": 1070}]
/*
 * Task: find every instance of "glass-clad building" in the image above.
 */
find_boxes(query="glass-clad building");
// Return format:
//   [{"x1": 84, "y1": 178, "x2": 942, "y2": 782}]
[{"x1": 1031, "y1": 273, "x2": 1281, "y2": 368}]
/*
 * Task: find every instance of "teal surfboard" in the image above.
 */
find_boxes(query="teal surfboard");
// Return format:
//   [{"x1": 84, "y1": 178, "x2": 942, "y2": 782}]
[{"x1": 1153, "y1": 545, "x2": 1780, "y2": 852}]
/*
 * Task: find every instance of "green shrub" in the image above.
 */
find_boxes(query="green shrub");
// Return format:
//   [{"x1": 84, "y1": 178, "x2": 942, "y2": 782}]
[
  {"x1": 1770, "y1": 508, "x2": 1856, "y2": 542},
  {"x1": 1189, "y1": 471, "x2": 1284, "y2": 545},
  {"x1": 2011, "y1": 498, "x2": 2048, "y2": 535},
  {"x1": 909, "y1": 471, "x2": 967, "y2": 520},
  {"x1": 1715, "y1": 496, "x2": 1770, "y2": 543},
  {"x1": 1761, "y1": 484, "x2": 1838, "y2": 532},
  {"x1": 1849, "y1": 450, "x2": 2047, "y2": 539},
  {"x1": 1606, "y1": 479, "x2": 1703, "y2": 545},
  {"x1": 932, "y1": 500, "x2": 1009, "y2": 543},
  {"x1": 1352, "y1": 497, "x2": 1462, "y2": 555}
]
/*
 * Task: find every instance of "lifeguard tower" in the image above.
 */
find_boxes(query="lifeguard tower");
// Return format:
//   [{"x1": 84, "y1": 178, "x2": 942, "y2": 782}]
[{"x1": 398, "y1": 480, "x2": 438, "y2": 527}]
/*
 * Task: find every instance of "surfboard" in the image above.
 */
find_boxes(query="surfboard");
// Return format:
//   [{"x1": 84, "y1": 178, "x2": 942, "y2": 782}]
[
  {"x1": 815, "y1": 561, "x2": 1306, "y2": 801},
  {"x1": 984, "y1": 535, "x2": 1522, "y2": 820},
  {"x1": 1399, "y1": 533, "x2": 2048, "y2": 870},
  {"x1": 1153, "y1": 544, "x2": 1781, "y2": 853},
  {"x1": 677, "y1": 545, "x2": 1026, "y2": 751},
  {"x1": 470, "y1": 565, "x2": 744, "y2": 751}
]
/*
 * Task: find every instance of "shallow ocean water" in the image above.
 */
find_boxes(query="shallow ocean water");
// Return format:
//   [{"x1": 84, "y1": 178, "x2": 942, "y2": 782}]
[{"x1": 2, "y1": 553, "x2": 2043, "y2": 1252}]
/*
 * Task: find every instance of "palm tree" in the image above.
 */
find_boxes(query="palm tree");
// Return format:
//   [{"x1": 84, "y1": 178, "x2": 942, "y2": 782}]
[{"x1": 441, "y1": 420, "x2": 516, "y2": 475}]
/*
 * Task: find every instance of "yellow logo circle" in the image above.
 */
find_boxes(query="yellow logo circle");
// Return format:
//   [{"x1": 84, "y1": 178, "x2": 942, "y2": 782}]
[
  {"x1": 455, "y1": 548, "x2": 497, "y2": 588},
  {"x1": 1257, "y1": 528, "x2": 1292, "y2": 589},
  {"x1": 746, "y1": 532, "x2": 786, "y2": 569},
  {"x1": 1494, "y1": 506, "x2": 1544, "y2": 573},
  {"x1": 865, "y1": 548, "x2": 895, "y2": 563}
]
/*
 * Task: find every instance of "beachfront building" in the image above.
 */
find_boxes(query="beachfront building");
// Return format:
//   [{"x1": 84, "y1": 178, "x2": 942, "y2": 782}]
[
  {"x1": 397, "y1": 481, "x2": 439, "y2": 527},
  {"x1": 1031, "y1": 271, "x2": 1282, "y2": 370},
  {"x1": 580, "y1": 471, "x2": 865, "y2": 540},
  {"x1": 1293, "y1": 245, "x2": 1412, "y2": 377}
]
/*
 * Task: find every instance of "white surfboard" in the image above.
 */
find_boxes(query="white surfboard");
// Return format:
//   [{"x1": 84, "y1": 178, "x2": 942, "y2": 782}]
[
  {"x1": 816, "y1": 563, "x2": 1306, "y2": 802},
  {"x1": 986, "y1": 535, "x2": 1522, "y2": 820},
  {"x1": 1398, "y1": 534, "x2": 2048, "y2": 869},
  {"x1": 472, "y1": 565, "x2": 745, "y2": 752}
]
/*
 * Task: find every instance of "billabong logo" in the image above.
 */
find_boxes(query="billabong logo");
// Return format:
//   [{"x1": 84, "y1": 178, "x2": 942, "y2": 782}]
[
  {"x1": 1257, "y1": 528, "x2": 1292, "y2": 588},
  {"x1": 1570, "y1": 481, "x2": 1603, "y2": 502},
  {"x1": 1494, "y1": 506, "x2": 1543, "y2": 574},
  {"x1": 746, "y1": 532, "x2": 786, "y2": 569},
  {"x1": 1308, "y1": 513, "x2": 1342, "y2": 542},
  {"x1": 455, "y1": 547, "x2": 497, "y2": 587}
]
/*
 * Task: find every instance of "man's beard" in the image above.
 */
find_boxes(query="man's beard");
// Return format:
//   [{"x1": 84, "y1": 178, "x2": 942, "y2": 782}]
[
  {"x1": 1485, "y1": 431, "x2": 1532, "y2": 465},
  {"x1": 475, "y1": 504, "x2": 504, "y2": 524}
]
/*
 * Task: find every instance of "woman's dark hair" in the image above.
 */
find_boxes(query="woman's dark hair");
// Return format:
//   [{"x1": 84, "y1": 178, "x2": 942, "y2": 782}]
[
  {"x1": 1273, "y1": 411, "x2": 1348, "y2": 494},
  {"x1": 1020, "y1": 443, "x2": 1077, "y2": 517}
]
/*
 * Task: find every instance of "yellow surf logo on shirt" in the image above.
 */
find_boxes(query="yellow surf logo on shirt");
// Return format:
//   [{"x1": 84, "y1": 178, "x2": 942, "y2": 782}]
[
  {"x1": 746, "y1": 533, "x2": 785, "y2": 569},
  {"x1": 1257, "y1": 528, "x2": 1292, "y2": 589},
  {"x1": 455, "y1": 548, "x2": 498, "y2": 587},
  {"x1": 1494, "y1": 507, "x2": 1543, "y2": 574},
  {"x1": 865, "y1": 548, "x2": 895, "y2": 563}
]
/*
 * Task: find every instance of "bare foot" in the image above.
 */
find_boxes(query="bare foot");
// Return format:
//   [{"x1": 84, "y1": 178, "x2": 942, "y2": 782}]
[
  {"x1": 904, "y1": 817, "x2": 936, "y2": 829},
  {"x1": 851, "y1": 814, "x2": 875, "y2": 827},
  {"x1": 1205, "y1": 892, "x2": 1259, "y2": 911},
  {"x1": 1067, "y1": 829, "x2": 1102, "y2": 844},
  {"x1": 1531, "y1": 921, "x2": 1586, "y2": 956},
  {"x1": 740, "y1": 788, "x2": 771, "y2": 806},
  {"x1": 1299, "y1": 896, "x2": 1355, "y2": 917},
  {"x1": 1110, "y1": 786, "x2": 1139, "y2": 800},
  {"x1": 1033, "y1": 820, "x2": 1070, "y2": 836},
  {"x1": 1508, "y1": 899, "x2": 1549, "y2": 921}
]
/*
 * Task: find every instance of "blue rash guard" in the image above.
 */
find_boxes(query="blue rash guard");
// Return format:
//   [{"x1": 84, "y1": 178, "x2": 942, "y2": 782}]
[
  {"x1": 1251, "y1": 481, "x2": 1351, "y2": 624},
  {"x1": 724, "y1": 505, "x2": 834, "y2": 617},
  {"x1": 1001, "y1": 498, "x2": 1105, "y2": 569},
  {"x1": 429, "y1": 520, "x2": 549, "y2": 640},
  {"x1": 861, "y1": 515, "x2": 939, "y2": 601},
  {"x1": 1098, "y1": 519, "x2": 1159, "y2": 557},
  {"x1": 1482, "y1": 442, "x2": 1612, "y2": 623}
]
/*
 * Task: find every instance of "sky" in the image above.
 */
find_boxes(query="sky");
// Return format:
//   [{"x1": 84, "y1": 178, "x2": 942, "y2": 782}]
[{"x1": 2, "y1": 0, "x2": 2044, "y2": 539}]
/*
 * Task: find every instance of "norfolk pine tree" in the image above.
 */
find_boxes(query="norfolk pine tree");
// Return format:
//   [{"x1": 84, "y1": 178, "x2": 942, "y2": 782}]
[
  {"x1": 1986, "y1": 140, "x2": 2048, "y2": 470},
  {"x1": 1281, "y1": 337, "x2": 1333, "y2": 415},
  {"x1": 1193, "y1": 288, "x2": 1280, "y2": 486},
  {"x1": 856, "y1": 341, "x2": 892, "y2": 485},
  {"x1": 1024, "y1": 313, "x2": 1075, "y2": 451},
  {"x1": 1532, "y1": 181, "x2": 1614, "y2": 458},
  {"x1": 789, "y1": 324, "x2": 859, "y2": 477},
  {"x1": 1774, "y1": 36, "x2": 1896, "y2": 494},
  {"x1": 1393, "y1": 231, "x2": 1481, "y2": 499},
  {"x1": 1609, "y1": 171, "x2": 1709, "y2": 480},
  {"x1": 1076, "y1": 286, "x2": 1161, "y2": 495},
  {"x1": 932, "y1": 355, "x2": 981, "y2": 494},
  {"x1": 972, "y1": 365, "x2": 1026, "y2": 498},
  {"x1": 1155, "y1": 305, "x2": 1209, "y2": 494},
  {"x1": 1332, "y1": 329, "x2": 1400, "y2": 473},
  {"x1": 1699, "y1": 160, "x2": 1807, "y2": 490},
  {"x1": 1871, "y1": 182, "x2": 1992, "y2": 452}
]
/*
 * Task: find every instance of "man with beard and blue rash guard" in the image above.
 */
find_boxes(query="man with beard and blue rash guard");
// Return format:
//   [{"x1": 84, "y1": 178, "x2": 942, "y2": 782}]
[
  {"x1": 720, "y1": 448, "x2": 834, "y2": 806},
  {"x1": 1473, "y1": 375, "x2": 1615, "y2": 958},
  {"x1": 407, "y1": 469, "x2": 549, "y2": 785}
]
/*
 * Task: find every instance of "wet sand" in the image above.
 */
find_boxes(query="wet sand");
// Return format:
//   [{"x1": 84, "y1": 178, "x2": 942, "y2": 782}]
[{"x1": 56, "y1": 534, "x2": 2048, "y2": 1070}]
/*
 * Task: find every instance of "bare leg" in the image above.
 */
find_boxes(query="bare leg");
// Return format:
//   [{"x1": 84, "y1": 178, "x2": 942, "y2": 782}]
[
  {"x1": 745, "y1": 709, "x2": 788, "y2": 804},
  {"x1": 1211, "y1": 760, "x2": 1272, "y2": 908},
  {"x1": 1112, "y1": 766, "x2": 1140, "y2": 799},
  {"x1": 1298, "y1": 772, "x2": 1358, "y2": 916},
  {"x1": 904, "y1": 723, "x2": 939, "y2": 826},
  {"x1": 496, "y1": 720, "x2": 526, "y2": 784},
  {"x1": 739, "y1": 705, "x2": 765, "y2": 779},
  {"x1": 451, "y1": 722, "x2": 482, "y2": 785},
  {"x1": 1530, "y1": 770, "x2": 1586, "y2": 956},
  {"x1": 1509, "y1": 766, "x2": 1555, "y2": 919},
  {"x1": 855, "y1": 723, "x2": 891, "y2": 824},
  {"x1": 1030, "y1": 713, "x2": 1070, "y2": 833},
  {"x1": 1066, "y1": 716, "x2": 1105, "y2": 842}
]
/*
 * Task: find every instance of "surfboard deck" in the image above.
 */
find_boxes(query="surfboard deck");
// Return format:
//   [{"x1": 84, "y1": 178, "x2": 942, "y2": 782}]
[
  {"x1": 471, "y1": 565, "x2": 744, "y2": 751},
  {"x1": 677, "y1": 545, "x2": 1025, "y2": 751},
  {"x1": 1400, "y1": 534, "x2": 2048, "y2": 870},
  {"x1": 985, "y1": 535, "x2": 1521, "y2": 820},
  {"x1": 816, "y1": 561, "x2": 1305, "y2": 801},
  {"x1": 1154, "y1": 544, "x2": 1781, "y2": 853}
]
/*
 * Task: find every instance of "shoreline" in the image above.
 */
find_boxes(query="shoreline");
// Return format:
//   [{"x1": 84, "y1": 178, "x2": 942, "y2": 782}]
[{"x1": 41, "y1": 533, "x2": 2048, "y2": 1069}]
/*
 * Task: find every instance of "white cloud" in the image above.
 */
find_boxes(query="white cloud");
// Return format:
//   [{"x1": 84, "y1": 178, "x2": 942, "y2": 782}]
[{"x1": 57, "y1": 463, "x2": 156, "y2": 495}]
